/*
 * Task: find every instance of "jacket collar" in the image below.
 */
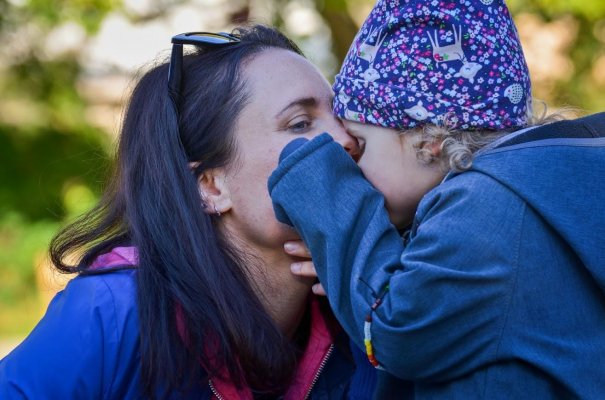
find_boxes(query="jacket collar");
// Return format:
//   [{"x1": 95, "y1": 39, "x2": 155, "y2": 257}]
[
  {"x1": 90, "y1": 246, "x2": 138, "y2": 269},
  {"x1": 91, "y1": 247, "x2": 341, "y2": 399},
  {"x1": 209, "y1": 296, "x2": 339, "y2": 400}
]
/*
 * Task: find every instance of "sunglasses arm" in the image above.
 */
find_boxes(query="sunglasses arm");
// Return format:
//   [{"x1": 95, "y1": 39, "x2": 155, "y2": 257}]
[{"x1": 168, "y1": 43, "x2": 183, "y2": 105}]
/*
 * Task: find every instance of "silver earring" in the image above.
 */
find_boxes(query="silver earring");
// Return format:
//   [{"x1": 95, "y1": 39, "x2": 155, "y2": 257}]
[{"x1": 213, "y1": 205, "x2": 221, "y2": 217}]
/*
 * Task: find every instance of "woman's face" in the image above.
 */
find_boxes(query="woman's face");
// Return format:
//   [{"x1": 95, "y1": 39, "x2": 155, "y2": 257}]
[{"x1": 220, "y1": 48, "x2": 358, "y2": 257}]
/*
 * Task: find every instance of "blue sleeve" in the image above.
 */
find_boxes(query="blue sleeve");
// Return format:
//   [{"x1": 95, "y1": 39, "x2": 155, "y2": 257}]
[
  {"x1": 0, "y1": 271, "x2": 140, "y2": 398},
  {"x1": 347, "y1": 339, "x2": 378, "y2": 400},
  {"x1": 268, "y1": 133, "x2": 523, "y2": 381},
  {"x1": 268, "y1": 133, "x2": 405, "y2": 362}
]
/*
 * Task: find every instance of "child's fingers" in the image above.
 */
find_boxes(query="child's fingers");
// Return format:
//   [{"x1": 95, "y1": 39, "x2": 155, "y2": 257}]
[
  {"x1": 284, "y1": 240, "x2": 311, "y2": 258},
  {"x1": 289, "y1": 258, "x2": 326, "y2": 296},
  {"x1": 290, "y1": 261, "x2": 317, "y2": 277},
  {"x1": 312, "y1": 283, "x2": 326, "y2": 296}
]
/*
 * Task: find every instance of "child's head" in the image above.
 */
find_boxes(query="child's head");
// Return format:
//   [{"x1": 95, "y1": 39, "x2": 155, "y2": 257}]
[
  {"x1": 343, "y1": 119, "x2": 445, "y2": 228},
  {"x1": 334, "y1": 0, "x2": 531, "y2": 227}
]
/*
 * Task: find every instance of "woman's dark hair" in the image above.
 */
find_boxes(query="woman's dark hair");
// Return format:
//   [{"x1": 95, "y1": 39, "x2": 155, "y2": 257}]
[{"x1": 49, "y1": 25, "x2": 304, "y2": 397}]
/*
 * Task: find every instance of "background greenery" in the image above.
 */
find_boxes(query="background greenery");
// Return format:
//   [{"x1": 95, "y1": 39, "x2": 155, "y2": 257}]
[{"x1": 1, "y1": 0, "x2": 604, "y2": 343}]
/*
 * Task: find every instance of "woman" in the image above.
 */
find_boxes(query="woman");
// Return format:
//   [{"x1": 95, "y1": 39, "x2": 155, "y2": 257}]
[{"x1": 0, "y1": 25, "x2": 374, "y2": 399}]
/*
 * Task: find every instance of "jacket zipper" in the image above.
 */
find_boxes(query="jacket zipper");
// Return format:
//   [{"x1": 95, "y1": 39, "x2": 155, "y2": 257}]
[
  {"x1": 208, "y1": 379, "x2": 224, "y2": 400},
  {"x1": 303, "y1": 344, "x2": 334, "y2": 400},
  {"x1": 209, "y1": 344, "x2": 334, "y2": 400}
]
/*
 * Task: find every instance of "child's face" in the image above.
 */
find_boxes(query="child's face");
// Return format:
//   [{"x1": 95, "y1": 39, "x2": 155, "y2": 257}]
[{"x1": 343, "y1": 120, "x2": 445, "y2": 229}]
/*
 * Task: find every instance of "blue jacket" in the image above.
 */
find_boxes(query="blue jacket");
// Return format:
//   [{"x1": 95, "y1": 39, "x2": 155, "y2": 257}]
[
  {"x1": 0, "y1": 264, "x2": 377, "y2": 399},
  {"x1": 268, "y1": 113, "x2": 605, "y2": 399}
]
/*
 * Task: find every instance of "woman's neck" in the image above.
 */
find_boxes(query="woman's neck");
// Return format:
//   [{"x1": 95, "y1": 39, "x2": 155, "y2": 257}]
[
  {"x1": 251, "y1": 249, "x2": 315, "y2": 339},
  {"x1": 221, "y1": 227, "x2": 315, "y2": 339}
]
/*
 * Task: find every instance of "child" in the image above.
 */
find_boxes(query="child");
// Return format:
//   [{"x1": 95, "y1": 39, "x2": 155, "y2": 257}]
[{"x1": 268, "y1": 0, "x2": 605, "y2": 398}]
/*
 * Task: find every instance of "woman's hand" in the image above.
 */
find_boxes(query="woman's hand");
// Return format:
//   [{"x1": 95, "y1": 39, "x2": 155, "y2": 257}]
[{"x1": 284, "y1": 240, "x2": 326, "y2": 296}]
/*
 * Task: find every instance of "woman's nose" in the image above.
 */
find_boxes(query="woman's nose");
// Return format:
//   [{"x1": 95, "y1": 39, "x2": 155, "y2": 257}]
[{"x1": 330, "y1": 123, "x2": 360, "y2": 162}]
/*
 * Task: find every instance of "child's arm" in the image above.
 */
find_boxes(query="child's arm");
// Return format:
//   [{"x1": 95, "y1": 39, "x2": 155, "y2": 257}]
[
  {"x1": 269, "y1": 133, "x2": 402, "y2": 343},
  {"x1": 269, "y1": 133, "x2": 519, "y2": 380}
]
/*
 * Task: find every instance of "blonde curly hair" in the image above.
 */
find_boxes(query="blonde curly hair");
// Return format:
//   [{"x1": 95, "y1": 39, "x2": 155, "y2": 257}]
[{"x1": 409, "y1": 101, "x2": 575, "y2": 172}]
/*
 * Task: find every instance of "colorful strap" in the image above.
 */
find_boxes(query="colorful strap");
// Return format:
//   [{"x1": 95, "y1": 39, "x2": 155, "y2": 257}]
[{"x1": 364, "y1": 285, "x2": 389, "y2": 369}]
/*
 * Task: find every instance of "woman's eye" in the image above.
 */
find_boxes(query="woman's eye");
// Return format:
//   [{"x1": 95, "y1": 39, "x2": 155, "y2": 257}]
[{"x1": 287, "y1": 117, "x2": 312, "y2": 133}]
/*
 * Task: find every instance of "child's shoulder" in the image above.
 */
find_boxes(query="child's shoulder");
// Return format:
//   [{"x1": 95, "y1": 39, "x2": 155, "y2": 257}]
[
  {"x1": 417, "y1": 169, "x2": 523, "y2": 224},
  {"x1": 426, "y1": 169, "x2": 515, "y2": 204}
]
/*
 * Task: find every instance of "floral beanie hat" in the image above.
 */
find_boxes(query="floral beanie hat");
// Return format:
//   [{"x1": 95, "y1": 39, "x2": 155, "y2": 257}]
[{"x1": 333, "y1": 0, "x2": 532, "y2": 131}]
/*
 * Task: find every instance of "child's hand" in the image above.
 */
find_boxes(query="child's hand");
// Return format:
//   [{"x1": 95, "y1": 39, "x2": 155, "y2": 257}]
[{"x1": 284, "y1": 240, "x2": 326, "y2": 296}]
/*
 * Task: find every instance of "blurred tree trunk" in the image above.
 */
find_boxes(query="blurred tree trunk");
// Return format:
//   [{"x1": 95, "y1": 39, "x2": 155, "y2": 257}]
[
  {"x1": 313, "y1": 0, "x2": 359, "y2": 64},
  {"x1": 229, "y1": 0, "x2": 251, "y2": 24}
]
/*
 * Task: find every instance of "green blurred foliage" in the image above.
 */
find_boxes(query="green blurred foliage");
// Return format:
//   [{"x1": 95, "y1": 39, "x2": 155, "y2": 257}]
[
  {"x1": 24, "y1": 0, "x2": 118, "y2": 32},
  {"x1": 0, "y1": 0, "x2": 114, "y2": 336},
  {"x1": 507, "y1": 0, "x2": 605, "y2": 21},
  {"x1": 0, "y1": 214, "x2": 56, "y2": 310},
  {"x1": 505, "y1": 0, "x2": 605, "y2": 112},
  {"x1": 0, "y1": 124, "x2": 109, "y2": 220},
  {"x1": 0, "y1": 0, "x2": 604, "y2": 338}
]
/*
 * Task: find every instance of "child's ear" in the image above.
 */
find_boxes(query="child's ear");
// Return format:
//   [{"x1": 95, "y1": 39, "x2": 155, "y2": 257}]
[
  {"x1": 405, "y1": 133, "x2": 443, "y2": 159},
  {"x1": 195, "y1": 167, "x2": 233, "y2": 216},
  {"x1": 424, "y1": 140, "x2": 443, "y2": 158}
]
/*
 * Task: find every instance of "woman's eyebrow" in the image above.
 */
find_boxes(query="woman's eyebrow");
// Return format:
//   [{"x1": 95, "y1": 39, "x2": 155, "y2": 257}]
[{"x1": 275, "y1": 97, "x2": 318, "y2": 119}]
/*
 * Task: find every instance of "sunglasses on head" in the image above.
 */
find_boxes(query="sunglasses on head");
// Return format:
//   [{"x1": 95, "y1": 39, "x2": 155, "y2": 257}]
[{"x1": 168, "y1": 32, "x2": 241, "y2": 107}]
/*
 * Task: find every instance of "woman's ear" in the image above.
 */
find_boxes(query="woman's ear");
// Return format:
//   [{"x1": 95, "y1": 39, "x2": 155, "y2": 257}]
[{"x1": 197, "y1": 167, "x2": 233, "y2": 216}]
